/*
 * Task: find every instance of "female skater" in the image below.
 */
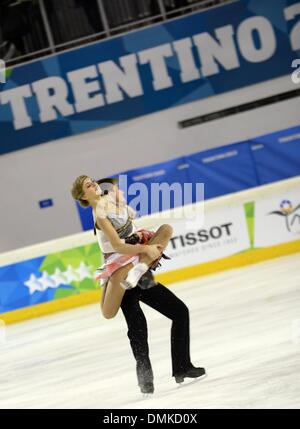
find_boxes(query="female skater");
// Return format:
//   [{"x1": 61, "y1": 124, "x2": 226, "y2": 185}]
[
  {"x1": 71, "y1": 175, "x2": 173, "y2": 319},
  {"x1": 71, "y1": 175, "x2": 206, "y2": 394}
]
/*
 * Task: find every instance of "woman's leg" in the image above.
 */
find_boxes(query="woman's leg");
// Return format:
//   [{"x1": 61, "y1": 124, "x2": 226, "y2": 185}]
[
  {"x1": 100, "y1": 224, "x2": 173, "y2": 319},
  {"x1": 101, "y1": 268, "x2": 130, "y2": 319},
  {"x1": 139, "y1": 224, "x2": 172, "y2": 266}
]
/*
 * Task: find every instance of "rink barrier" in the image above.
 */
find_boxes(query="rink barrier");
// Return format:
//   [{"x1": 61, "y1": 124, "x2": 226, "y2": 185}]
[
  {"x1": 1, "y1": 238, "x2": 300, "y2": 325},
  {"x1": 156, "y1": 239, "x2": 300, "y2": 285},
  {"x1": 1, "y1": 176, "x2": 300, "y2": 324}
]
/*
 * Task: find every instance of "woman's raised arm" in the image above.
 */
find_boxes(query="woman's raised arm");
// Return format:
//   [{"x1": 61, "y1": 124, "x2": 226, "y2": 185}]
[{"x1": 96, "y1": 216, "x2": 149, "y2": 255}]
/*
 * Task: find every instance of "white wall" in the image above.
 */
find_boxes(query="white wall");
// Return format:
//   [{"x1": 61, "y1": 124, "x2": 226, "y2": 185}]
[{"x1": 1, "y1": 72, "x2": 299, "y2": 253}]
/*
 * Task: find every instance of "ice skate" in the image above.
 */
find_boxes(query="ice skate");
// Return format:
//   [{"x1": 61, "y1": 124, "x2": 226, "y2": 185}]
[
  {"x1": 175, "y1": 366, "x2": 206, "y2": 384},
  {"x1": 137, "y1": 362, "x2": 154, "y2": 396},
  {"x1": 120, "y1": 262, "x2": 149, "y2": 290},
  {"x1": 140, "y1": 381, "x2": 154, "y2": 397}
]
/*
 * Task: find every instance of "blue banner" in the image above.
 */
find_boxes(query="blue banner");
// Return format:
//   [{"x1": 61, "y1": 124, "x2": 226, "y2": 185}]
[
  {"x1": 250, "y1": 124, "x2": 300, "y2": 184},
  {"x1": 187, "y1": 141, "x2": 259, "y2": 198},
  {"x1": 76, "y1": 124, "x2": 300, "y2": 231},
  {"x1": 0, "y1": 243, "x2": 100, "y2": 314},
  {"x1": 0, "y1": 0, "x2": 299, "y2": 154}
]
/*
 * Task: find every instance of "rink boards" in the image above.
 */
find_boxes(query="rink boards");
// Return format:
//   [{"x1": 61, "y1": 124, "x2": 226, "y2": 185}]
[{"x1": 0, "y1": 176, "x2": 299, "y2": 324}]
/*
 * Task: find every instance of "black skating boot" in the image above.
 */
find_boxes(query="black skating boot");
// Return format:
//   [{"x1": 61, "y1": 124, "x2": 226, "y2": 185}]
[
  {"x1": 137, "y1": 362, "x2": 154, "y2": 395},
  {"x1": 140, "y1": 380, "x2": 154, "y2": 395},
  {"x1": 175, "y1": 365, "x2": 206, "y2": 384}
]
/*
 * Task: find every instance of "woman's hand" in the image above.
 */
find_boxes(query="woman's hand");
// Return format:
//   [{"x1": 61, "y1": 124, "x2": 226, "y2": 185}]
[
  {"x1": 136, "y1": 231, "x2": 143, "y2": 241},
  {"x1": 144, "y1": 244, "x2": 163, "y2": 260}
]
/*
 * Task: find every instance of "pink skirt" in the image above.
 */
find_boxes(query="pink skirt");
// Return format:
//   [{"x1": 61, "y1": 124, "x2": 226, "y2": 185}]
[{"x1": 95, "y1": 229, "x2": 155, "y2": 284}]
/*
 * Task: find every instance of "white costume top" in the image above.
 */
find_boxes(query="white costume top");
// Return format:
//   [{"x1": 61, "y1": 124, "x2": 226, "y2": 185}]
[{"x1": 93, "y1": 192, "x2": 137, "y2": 254}]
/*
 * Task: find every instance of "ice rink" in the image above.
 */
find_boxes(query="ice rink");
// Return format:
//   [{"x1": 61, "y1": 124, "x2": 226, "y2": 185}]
[{"x1": 0, "y1": 253, "x2": 299, "y2": 409}]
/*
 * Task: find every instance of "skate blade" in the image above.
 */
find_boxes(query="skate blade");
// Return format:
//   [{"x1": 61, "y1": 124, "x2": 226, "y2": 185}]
[
  {"x1": 142, "y1": 392, "x2": 154, "y2": 398},
  {"x1": 177, "y1": 373, "x2": 207, "y2": 388}
]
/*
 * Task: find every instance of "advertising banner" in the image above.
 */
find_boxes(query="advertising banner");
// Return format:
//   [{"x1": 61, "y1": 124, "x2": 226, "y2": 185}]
[
  {"x1": 160, "y1": 204, "x2": 250, "y2": 271},
  {"x1": 76, "y1": 124, "x2": 300, "y2": 232},
  {"x1": 0, "y1": 243, "x2": 101, "y2": 314},
  {"x1": 1, "y1": 0, "x2": 299, "y2": 154},
  {"x1": 1, "y1": 177, "x2": 299, "y2": 315},
  {"x1": 254, "y1": 192, "x2": 300, "y2": 247}
]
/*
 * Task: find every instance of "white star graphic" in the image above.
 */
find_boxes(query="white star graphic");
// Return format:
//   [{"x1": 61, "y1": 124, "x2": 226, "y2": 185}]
[
  {"x1": 75, "y1": 262, "x2": 93, "y2": 281},
  {"x1": 38, "y1": 271, "x2": 56, "y2": 291},
  {"x1": 24, "y1": 274, "x2": 44, "y2": 295},
  {"x1": 63, "y1": 265, "x2": 79, "y2": 284},
  {"x1": 51, "y1": 267, "x2": 68, "y2": 287}
]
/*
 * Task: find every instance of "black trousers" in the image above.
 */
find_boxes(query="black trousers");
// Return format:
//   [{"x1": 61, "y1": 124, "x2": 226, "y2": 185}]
[{"x1": 121, "y1": 282, "x2": 192, "y2": 384}]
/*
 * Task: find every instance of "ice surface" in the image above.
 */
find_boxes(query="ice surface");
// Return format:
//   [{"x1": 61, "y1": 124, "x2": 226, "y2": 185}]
[{"x1": 0, "y1": 253, "x2": 299, "y2": 409}]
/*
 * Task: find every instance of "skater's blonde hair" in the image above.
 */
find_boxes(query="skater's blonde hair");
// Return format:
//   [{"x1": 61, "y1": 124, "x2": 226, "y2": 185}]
[{"x1": 71, "y1": 175, "x2": 90, "y2": 208}]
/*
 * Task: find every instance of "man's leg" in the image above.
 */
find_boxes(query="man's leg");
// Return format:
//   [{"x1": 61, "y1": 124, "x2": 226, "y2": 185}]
[
  {"x1": 139, "y1": 283, "x2": 192, "y2": 376},
  {"x1": 120, "y1": 288, "x2": 154, "y2": 394},
  {"x1": 140, "y1": 282, "x2": 206, "y2": 383}
]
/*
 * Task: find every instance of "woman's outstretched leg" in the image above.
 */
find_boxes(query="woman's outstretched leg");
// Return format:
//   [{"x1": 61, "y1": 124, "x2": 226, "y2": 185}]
[
  {"x1": 100, "y1": 224, "x2": 173, "y2": 319},
  {"x1": 139, "y1": 224, "x2": 173, "y2": 266},
  {"x1": 120, "y1": 224, "x2": 173, "y2": 290}
]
